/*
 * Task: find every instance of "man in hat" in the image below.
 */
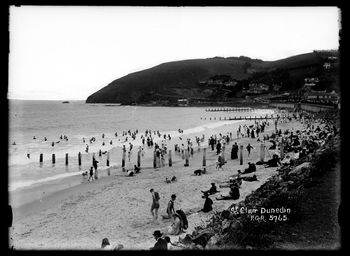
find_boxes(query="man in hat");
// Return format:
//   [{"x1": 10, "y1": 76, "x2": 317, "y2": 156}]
[{"x1": 150, "y1": 230, "x2": 167, "y2": 250}]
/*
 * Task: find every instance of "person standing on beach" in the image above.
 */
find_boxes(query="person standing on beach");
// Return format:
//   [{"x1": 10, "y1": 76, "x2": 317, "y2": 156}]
[
  {"x1": 150, "y1": 189, "x2": 160, "y2": 221},
  {"x1": 88, "y1": 166, "x2": 94, "y2": 181},
  {"x1": 93, "y1": 158, "x2": 99, "y2": 179},
  {"x1": 216, "y1": 140, "x2": 222, "y2": 155},
  {"x1": 246, "y1": 143, "x2": 253, "y2": 156},
  {"x1": 231, "y1": 142, "x2": 238, "y2": 160}
]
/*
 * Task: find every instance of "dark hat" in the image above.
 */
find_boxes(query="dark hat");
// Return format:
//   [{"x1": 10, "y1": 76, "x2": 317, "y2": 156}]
[
  {"x1": 153, "y1": 230, "x2": 163, "y2": 237},
  {"x1": 150, "y1": 188, "x2": 154, "y2": 192},
  {"x1": 211, "y1": 182, "x2": 215, "y2": 185},
  {"x1": 171, "y1": 194, "x2": 176, "y2": 199},
  {"x1": 102, "y1": 238, "x2": 110, "y2": 246}
]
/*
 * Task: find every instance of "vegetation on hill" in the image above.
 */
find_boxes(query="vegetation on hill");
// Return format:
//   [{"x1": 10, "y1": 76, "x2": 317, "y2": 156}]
[{"x1": 86, "y1": 51, "x2": 336, "y2": 104}]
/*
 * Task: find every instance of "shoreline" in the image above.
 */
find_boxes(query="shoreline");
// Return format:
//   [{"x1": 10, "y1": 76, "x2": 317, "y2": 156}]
[
  {"x1": 10, "y1": 112, "x2": 304, "y2": 250},
  {"x1": 10, "y1": 113, "x2": 275, "y2": 207}
]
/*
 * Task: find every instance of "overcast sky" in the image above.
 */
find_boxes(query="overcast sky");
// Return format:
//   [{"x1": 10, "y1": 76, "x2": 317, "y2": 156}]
[{"x1": 9, "y1": 6, "x2": 340, "y2": 100}]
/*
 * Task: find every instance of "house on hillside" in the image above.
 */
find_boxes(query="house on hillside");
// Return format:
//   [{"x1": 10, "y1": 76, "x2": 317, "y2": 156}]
[
  {"x1": 304, "y1": 77, "x2": 319, "y2": 88},
  {"x1": 304, "y1": 90, "x2": 339, "y2": 105},
  {"x1": 223, "y1": 80, "x2": 238, "y2": 87},
  {"x1": 177, "y1": 98, "x2": 189, "y2": 106},
  {"x1": 272, "y1": 84, "x2": 282, "y2": 92},
  {"x1": 244, "y1": 83, "x2": 270, "y2": 95},
  {"x1": 323, "y1": 62, "x2": 331, "y2": 70}
]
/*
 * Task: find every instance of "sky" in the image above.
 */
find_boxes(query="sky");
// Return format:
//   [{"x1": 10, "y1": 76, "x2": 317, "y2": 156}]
[{"x1": 8, "y1": 6, "x2": 340, "y2": 100}]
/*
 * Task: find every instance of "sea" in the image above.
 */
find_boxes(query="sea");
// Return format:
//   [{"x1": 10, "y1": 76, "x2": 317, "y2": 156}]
[{"x1": 9, "y1": 100, "x2": 275, "y2": 203}]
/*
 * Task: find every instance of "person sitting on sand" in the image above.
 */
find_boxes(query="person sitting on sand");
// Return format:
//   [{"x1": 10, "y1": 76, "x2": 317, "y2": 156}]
[
  {"x1": 164, "y1": 194, "x2": 176, "y2": 219},
  {"x1": 164, "y1": 236, "x2": 178, "y2": 250},
  {"x1": 194, "y1": 169, "x2": 203, "y2": 176},
  {"x1": 165, "y1": 177, "x2": 171, "y2": 184},
  {"x1": 264, "y1": 154, "x2": 281, "y2": 168},
  {"x1": 198, "y1": 192, "x2": 213, "y2": 213},
  {"x1": 134, "y1": 165, "x2": 141, "y2": 173},
  {"x1": 242, "y1": 174, "x2": 258, "y2": 182},
  {"x1": 201, "y1": 183, "x2": 218, "y2": 196},
  {"x1": 242, "y1": 162, "x2": 256, "y2": 174},
  {"x1": 171, "y1": 176, "x2": 177, "y2": 182},
  {"x1": 166, "y1": 213, "x2": 183, "y2": 235},
  {"x1": 216, "y1": 183, "x2": 240, "y2": 200},
  {"x1": 150, "y1": 230, "x2": 167, "y2": 250}
]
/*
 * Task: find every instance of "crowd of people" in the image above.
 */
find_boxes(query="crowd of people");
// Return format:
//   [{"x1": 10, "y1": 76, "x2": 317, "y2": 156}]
[{"x1": 82, "y1": 108, "x2": 339, "y2": 250}]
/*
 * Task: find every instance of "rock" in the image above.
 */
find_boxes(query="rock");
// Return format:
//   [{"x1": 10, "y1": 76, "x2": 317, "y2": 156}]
[
  {"x1": 206, "y1": 235, "x2": 220, "y2": 247},
  {"x1": 245, "y1": 245, "x2": 254, "y2": 250},
  {"x1": 288, "y1": 162, "x2": 310, "y2": 175},
  {"x1": 222, "y1": 219, "x2": 231, "y2": 232},
  {"x1": 196, "y1": 244, "x2": 203, "y2": 250},
  {"x1": 221, "y1": 210, "x2": 230, "y2": 219}
]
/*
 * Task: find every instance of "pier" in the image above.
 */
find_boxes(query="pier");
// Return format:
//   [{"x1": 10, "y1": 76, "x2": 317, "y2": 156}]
[
  {"x1": 205, "y1": 107, "x2": 253, "y2": 112},
  {"x1": 200, "y1": 114, "x2": 290, "y2": 121}
]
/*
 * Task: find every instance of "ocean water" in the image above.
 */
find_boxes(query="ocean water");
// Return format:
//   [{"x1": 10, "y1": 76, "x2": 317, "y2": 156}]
[{"x1": 9, "y1": 100, "x2": 275, "y2": 193}]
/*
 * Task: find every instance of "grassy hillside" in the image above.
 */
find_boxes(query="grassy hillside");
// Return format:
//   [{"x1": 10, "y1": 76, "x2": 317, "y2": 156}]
[{"x1": 86, "y1": 52, "x2": 325, "y2": 104}]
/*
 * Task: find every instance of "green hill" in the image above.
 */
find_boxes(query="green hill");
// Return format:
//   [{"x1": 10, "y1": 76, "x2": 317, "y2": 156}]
[{"x1": 86, "y1": 52, "x2": 327, "y2": 104}]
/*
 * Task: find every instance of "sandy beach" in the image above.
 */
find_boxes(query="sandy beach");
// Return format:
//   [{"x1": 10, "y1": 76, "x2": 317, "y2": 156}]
[{"x1": 10, "y1": 115, "x2": 305, "y2": 250}]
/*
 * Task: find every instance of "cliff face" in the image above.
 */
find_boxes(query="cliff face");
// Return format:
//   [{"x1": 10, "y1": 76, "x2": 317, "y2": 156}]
[{"x1": 86, "y1": 52, "x2": 325, "y2": 104}]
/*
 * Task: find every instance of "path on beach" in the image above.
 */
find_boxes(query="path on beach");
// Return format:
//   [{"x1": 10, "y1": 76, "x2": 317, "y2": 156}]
[{"x1": 10, "y1": 117, "x2": 305, "y2": 250}]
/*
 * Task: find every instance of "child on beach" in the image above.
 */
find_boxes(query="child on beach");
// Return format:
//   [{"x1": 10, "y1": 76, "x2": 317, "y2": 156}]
[{"x1": 246, "y1": 143, "x2": 254, "y2": 156}]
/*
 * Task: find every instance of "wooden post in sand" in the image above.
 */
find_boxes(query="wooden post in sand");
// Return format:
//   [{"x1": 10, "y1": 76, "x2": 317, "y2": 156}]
[
  {"x1": 280, "y1": 140, "x2": 284, "y2": 159},
  {"x1": 65, "y1": 153, "x2": 69, "y2": 165},
  {"x1": 153, "y1": 150, "x2": 157, "y2": 168},
  {"x1": 92, "y1": 154, "x2": 98, "y2": 179},
  {"x1": 78, "y1": 152, "x2": 81, "y2": 166},
  {"x1": 137, "y1": 149, "x2": 141, "y2": 167},
  {"x1": 99, "y1": 149, "x2": 102, "y2": 157},
  {"x1": 184, "y1": 149, "x2": 189, "y2": 167},
  {"x1": 52, "y1": 154, "x2": 55, "y2": 164},
  {"x1": 169, "y1": 150, "x2": 172, "y2": 167},
  {"x1": 122, "y1": 150, "x2": 126, "y2": 172},
  {"x1": 240, "y1": 145, "x2": 243, "y2": 165},
  {"x1": 39, "y1": 153, "x2": 43, "y2": 163},
  {"x1": 203, "y1": 148, "x2": 207, "y2": 172},
  {"x1": 260, "y1": 143, "x2": 265, "y2": 162},
  {"x1": 222, "y1": 145, "x2": 225, "y2": 162},
  {"x1": 106, "y1": 152, "x2": 110, "y2": 167}
]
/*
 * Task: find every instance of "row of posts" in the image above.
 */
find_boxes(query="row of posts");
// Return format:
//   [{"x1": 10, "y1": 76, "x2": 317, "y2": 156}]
[
  {"x1": 39, "y1": 151, "x2": 110, "y2": 166},
  {"x1": 201, "y1": 115, "x2": 275, "y2": 121},
  {"x1": 38, "y1": 141, "x2": 284, "y2": 171}
]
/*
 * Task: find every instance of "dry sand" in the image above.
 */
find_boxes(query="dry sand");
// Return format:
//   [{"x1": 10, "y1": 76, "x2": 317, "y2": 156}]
[{"x1": 10, "y1": 116, "x2": 305, "y2": 250}]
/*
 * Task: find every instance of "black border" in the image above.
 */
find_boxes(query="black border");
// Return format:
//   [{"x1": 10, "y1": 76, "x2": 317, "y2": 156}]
[{"x1": 5, "y1": 2, "x2": 346, "y2": 256}]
